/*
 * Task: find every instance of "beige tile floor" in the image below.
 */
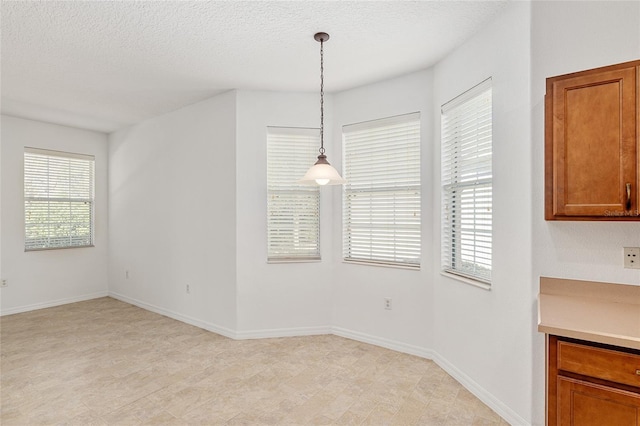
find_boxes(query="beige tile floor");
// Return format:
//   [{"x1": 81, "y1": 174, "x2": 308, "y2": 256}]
[{"x1": 1, "y1": 297, "x2": 509, "y2": 425}]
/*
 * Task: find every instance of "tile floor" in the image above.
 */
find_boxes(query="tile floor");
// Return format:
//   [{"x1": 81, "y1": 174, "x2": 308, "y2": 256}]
[{"x1": 1, "y1": 297, "x2": 509, "y2": 425}]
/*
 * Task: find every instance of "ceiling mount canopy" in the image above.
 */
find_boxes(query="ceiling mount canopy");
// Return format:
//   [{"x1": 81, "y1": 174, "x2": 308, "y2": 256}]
[
  {"x1": 314, "y1": 32, "x2": 329, "y2": 43},
  {"x1": 299, "y1": 32, "x2": 346, "y2": 186}
]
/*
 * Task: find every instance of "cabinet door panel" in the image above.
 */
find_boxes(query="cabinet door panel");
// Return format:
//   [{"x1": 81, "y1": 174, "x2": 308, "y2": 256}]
[
  {"x1": 547, "y1": 65, "x2": 637, "y2": 218},
  {"x1": 558, "y1": 377, "x2": 640, "y2": 426}
]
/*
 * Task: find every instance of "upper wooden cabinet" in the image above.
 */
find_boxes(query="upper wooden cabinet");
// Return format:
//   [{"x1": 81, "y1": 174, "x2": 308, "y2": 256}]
[{"x1": 545, "y1": 60, "x2": 640, "y2": 220}]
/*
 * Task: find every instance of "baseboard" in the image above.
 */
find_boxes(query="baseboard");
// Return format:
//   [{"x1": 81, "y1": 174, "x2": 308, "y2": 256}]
[
  {"x1": 431, "y1": 351, "x2": 531, "y2": 426},
  {"x1": 235, "y1": 325, "x2": 331, "y2": 340},
  {"x1": 0, "y1": 291, "x2": 108, "y2": 316},
  {"x1": 108, "y1": 291, "x2": 237, "y2": 339},
  {"x1": 331, "y1": 326, "x2": 435, "y2": 360}
]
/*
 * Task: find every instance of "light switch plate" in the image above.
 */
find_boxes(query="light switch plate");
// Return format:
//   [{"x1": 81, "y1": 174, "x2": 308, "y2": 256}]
[{"x1": 623, "y1": 247, "x2": 640, "y2": 269}]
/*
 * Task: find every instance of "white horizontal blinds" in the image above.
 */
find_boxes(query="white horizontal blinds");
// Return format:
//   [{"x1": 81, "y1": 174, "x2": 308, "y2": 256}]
[
  {"x1": 24, "y1": 147, "x2": 95, "y2": 251},
  {"x1": 267, "y1": 127, "x2": 321, "y2": 261},
  {"x1": 441, "y1": 79, "x2": 492, "y2": 283},
  {"x1": 343, "y1": 113, "x2": 421, "y2": 268}
]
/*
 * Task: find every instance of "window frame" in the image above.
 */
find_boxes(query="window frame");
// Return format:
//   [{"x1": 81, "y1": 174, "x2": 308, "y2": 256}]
[
  {"x1": 266, "y1": 127, "x2": 321, "y2": 262},
  {"x1": 24, "y1": 147, "x2": 95, "y2": 251},
  {"x1": 440, "y1": 78, "x2": 493, "y2": 287},
  {"x1": 342, "y1": 112, "x2": 422, "y2": 269}
]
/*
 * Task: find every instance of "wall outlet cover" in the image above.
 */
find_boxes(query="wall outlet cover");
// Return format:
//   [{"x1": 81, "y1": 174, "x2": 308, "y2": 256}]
[
  {"x1": 384, "y1": 297, "x2": 392, "y2": 310},
  {"x1": 623, "y1": 247, "x2": 640, "y2": 269}
]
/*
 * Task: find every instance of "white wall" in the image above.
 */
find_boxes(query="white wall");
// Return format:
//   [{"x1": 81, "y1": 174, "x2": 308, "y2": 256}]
[
  {"x1": 432, "y1": 2, "x2": 532, "y2": 424},
  {"x1": 531, "y1": 1, "x2": 640, "y2": 285},
  {"x1": 234, "y1": 90, "x2": 333, "y2": 336},
  {"x1": 331, "y1": 70, "x2": 435, "y2": 354},
  {"x1": 530, "y1": 2, "x2": 640, "y2": 425},
  {"x1": 0, "y1": 115, "x2": 109, "y2": 314},
  {"x1": 108, "y1": 92, "x2": 237, "y2": 333}
]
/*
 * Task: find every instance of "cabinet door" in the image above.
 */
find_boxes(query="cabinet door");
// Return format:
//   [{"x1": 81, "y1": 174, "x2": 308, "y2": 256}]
[
  {"x1": 558, "y1": 377, "x2": 640, "y2": 426},
  {"x1": 546, "y1": 65, "x2": 638, "y2": 218}
]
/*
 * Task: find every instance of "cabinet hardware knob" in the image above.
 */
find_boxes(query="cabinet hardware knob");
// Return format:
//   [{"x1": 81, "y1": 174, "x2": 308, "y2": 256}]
[
  {"x1": 626, "y1": 183, "x2": 632, "y2": 210},
  {"x1": 636, "y1": 369, "x2": 640, "y2": 376}
]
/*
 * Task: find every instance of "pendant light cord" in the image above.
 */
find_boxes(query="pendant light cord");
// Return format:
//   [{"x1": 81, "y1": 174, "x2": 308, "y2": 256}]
[{"x1": 319, "y1": 37, "x2": 325, "y2": 155}]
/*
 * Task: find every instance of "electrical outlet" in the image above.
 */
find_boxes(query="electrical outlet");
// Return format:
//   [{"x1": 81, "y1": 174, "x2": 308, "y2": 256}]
[
  {"x1": 186, "y1": 284, "x2": 191, "y2": 294},
  {"x1": 1, "y1": 279, "x2": 7, "y2": 288},
  {"x1": 624, "y1": 247, "x2": 640, "y2": 269},
  {"x1": 384, "y1": 297, "x2": 392, "y2": 310}
]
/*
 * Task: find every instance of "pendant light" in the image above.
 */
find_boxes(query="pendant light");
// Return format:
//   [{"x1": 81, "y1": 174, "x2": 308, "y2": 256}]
[{"x1": 299, "y1": 32, "x2": 346, "y2": 186}]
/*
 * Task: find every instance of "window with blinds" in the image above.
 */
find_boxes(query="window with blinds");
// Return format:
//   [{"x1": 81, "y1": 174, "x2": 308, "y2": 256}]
[
  {"x1": 267, "y1": 127, "x2": 321, "y2": 261},
  {"x1": 24, "y1": 147, "x2": 95, "y2": 251},
  {"x1": 441, "y1": 78, "x2": 492, "y2": 284},
  {"x1": 342, "y1": 113, "x2": 421, "y2": 268}
]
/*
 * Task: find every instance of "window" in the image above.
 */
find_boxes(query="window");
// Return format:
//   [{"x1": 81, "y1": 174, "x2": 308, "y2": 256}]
[
  {"x1": 24, "y1": 148, "x2": 95, "y2": 251},
  {"x1": 267, "y1": 127, "x2": 321, "y2": 261},
  {"x1": 342, "y1": 113, "x2": 421, "y2": 268},
  {"x1": 441, "y1": 79, "x2": 492, "y2": 284}
]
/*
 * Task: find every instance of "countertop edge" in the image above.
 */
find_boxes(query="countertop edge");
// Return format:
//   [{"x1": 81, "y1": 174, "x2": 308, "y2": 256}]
[{"x1": 537, "y1": 323, "x2": 640, "y2": 351}]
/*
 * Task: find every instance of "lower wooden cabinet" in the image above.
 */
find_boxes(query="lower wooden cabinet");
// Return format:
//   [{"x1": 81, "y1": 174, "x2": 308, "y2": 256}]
[
  {"x1": 558, "y1": 377, "x2": 640, "y2": 425},
  {"x1": 547, "y1": 336, "x2": 640, "y2": 426}
]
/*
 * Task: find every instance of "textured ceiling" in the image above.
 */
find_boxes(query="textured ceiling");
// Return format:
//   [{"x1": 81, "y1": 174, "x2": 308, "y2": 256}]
[{"x1": 1, "y1": 1, "x2": 509, "y2": 133}]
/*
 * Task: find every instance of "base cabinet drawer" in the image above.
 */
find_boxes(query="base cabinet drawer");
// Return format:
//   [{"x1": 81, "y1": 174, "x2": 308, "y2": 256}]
[
  {"x1": 558, "y1": 341, "x2": 640, "y2": 388},
  {"x1": 558, "y1": 377, "x2": 640, "y2": 426}
]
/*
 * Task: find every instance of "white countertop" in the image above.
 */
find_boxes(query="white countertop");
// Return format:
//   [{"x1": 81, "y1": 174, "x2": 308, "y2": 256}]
[{"x1": 538, "y1": 277, "x2": 640, "y2": 350}]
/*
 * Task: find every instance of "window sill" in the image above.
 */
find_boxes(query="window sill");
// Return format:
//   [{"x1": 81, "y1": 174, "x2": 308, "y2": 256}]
[
  {"x1": 440, "y1": 270, "x2": 491, "y2": 290},
  {"x1": 25, "y1": 245, "x2": 95, "y2": 252},
  {"x1": 343, "y1": 259, "x2": 420, "y2": 271},
  {"x1": 267, "y1": 258, "x2": 321, "y2": 264}
]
